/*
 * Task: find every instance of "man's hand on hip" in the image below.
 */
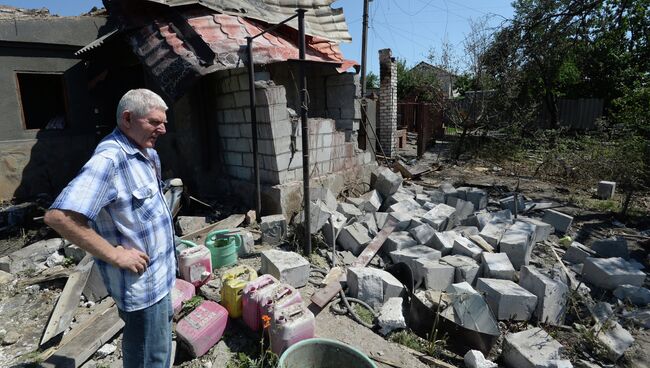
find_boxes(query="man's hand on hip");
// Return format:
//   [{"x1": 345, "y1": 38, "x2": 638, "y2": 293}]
[{"x1": 111, "y1": 246, "x2": 150, "y2": 274}]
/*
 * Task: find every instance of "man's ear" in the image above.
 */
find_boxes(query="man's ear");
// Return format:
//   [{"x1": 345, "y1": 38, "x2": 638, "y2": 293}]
[{"x1": 121, "y1": 110, "x2": 131, "y2": 129}]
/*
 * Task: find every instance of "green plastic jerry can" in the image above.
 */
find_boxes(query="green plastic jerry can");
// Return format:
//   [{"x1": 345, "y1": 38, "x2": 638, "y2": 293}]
[{"x1": 205, "y1": 229, "x2": 243, "y2": 269}]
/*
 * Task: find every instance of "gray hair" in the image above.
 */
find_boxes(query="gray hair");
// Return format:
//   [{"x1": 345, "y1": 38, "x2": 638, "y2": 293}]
[{"x1": 116, "y1": 89, "x2": 168, "y2": 125}]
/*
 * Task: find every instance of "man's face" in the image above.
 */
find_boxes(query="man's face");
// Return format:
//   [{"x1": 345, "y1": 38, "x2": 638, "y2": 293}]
[{"x1": 121, "y1": 108, "x2": 167, "y2": 150}]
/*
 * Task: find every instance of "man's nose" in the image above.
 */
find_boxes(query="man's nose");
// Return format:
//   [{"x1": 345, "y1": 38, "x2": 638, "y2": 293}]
[{"x1": 158, "y1": 123, "x2": 167, "y2": 134}]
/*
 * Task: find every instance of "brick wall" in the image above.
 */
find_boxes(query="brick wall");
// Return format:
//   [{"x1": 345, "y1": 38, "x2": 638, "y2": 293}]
[{"x1": 378, "y1": 48, "x2": 397, "y2": 157}]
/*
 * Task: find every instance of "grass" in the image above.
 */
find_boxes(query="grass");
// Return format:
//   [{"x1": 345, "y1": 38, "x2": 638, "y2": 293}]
[
  {"x1": 388, "y1": 330, "x2": 430, "y2": 354},
  {"x1": 352, "y1": 304, "x2": 375, "y2": 326}
]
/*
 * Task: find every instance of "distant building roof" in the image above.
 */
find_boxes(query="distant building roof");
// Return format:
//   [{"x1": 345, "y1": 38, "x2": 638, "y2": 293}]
[{"x1": 0, "y1": 15, "x2": 108, "y2": 47}]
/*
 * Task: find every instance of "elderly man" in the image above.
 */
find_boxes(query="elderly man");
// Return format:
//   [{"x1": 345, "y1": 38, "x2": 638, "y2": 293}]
[{"x1": 45, "y1": 89, "x2": 175, "y2": 368}]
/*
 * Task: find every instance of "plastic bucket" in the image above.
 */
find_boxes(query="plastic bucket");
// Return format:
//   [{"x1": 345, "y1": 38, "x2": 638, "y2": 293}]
[
  {"x1": 277, "y1": 338, "x2": 377, "y2": 368},
  {"x1": 205, "y1": 229, "x2": 242, "y2": 269}
]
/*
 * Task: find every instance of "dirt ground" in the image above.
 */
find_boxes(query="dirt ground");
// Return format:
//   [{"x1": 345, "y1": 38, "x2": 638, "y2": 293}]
[{"x1": 1, "y1": 138, "x2": 649, "y2": 368}]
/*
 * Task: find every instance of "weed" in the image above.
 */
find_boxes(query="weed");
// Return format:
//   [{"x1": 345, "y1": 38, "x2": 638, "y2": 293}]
[
  {"x1": 63, "y1": 256, "x2": 76, "y2": 268},
  {"x1": 388, "y1": 330, "x2": 430, "y2": 353},
  {"x1": 352, "y1": 304, "x2": 375, "y2": 326},
  {"x1": 178, "y1": 295, "x2": 204, "y2": 320}
]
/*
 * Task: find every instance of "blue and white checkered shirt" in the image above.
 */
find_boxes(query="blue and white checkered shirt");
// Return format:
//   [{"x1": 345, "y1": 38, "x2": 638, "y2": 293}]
[{"x1": 51, "y1": 128, "x2": 176, "y2": 312}]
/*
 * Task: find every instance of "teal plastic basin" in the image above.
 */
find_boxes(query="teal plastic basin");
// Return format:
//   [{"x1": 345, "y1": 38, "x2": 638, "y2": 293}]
[{"x1": 278, "y1": 338, "x2": 377, "y2": 368}]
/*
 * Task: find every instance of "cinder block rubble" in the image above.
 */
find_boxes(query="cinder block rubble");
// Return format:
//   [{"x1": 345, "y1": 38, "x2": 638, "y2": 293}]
[
  {"x1": 260, "y1": 214, "x2": 287, "y2": 245},
  {"x1": 260, "y1": 250, "x2": 309, "y2": 288},
  {"x1": 337, "y1": 202, "x2": 363, "y2": 219},
  {"x1": 389, "y1": 246, "x2": 441, "y2": 273},
  {"x1": 503, "y1": 327, "x2": 564, "y2": 368},
  {"x1": 415, "y1": 259, "x2": 455, "y2": 291},
  {"x1": 378, "y1": 297, "x2": 406, "y2": 335},
  {"x1": 499, "y1": 228, "x2": 534, "y2": 270},
  {"x1": 591, "y1": 237, "x2": 629, "y2": 259},
  {"x1": 542, "y1": 210, "x2": 573, "y2": 234},
  {"x1": 479, "y1": 221, "x2": 507, "y2": 248},
  {"x1": 383, "y1": 231, "x2": 417, "y2": 253},
  {"x1": 322, "y1": 210, "x2": 347, "y2": 245},
  {"x1": 337, "y1": 222, "x2": 372, "y2": 255},
  {"x1": 347, "y1": 267, "x2": 404, "y2": 308},
  {"x1": 597, "y1": 181, "x2": 616, "y2": 200},
  {"x1": 441, "y1": 255, "x2": 480, "y2": 285},
  {"x1": 359, "y1": 190, "x2": 382, "y2": 212},
  {"x1": 477, "y1": 278, "x2": 538, "y2": 321},
  {"x1": 613, "y1": 285, "x2": 650, "y2": 306},
  {"x1": 387, "y1": 211, "x2": 413, "y2": 231},
  {"x1": 408, "y1": 223, "x2": 436, "y2": 246},
  {"x1": 562, "y1": 241, "x2": 595, "y2": 264},
  {"x1": 374, "y1": 167, "x2": 403, "y2": 197},
  {"x1": 432, "y1": 231, "x2": 460, "y2": 255},
  {"x1": 358, "y1": 213, "x2": 378, "y2": 236},
  {"x1": 481, "y1": 252, "x2": 515, "y2": 280},
  {"x1": 453, "y1": 237, "x2": 483, "y2": 260},
  {"x1": 519, "y1": 266, "x2": 568, "y2": 326},
  {"x1": 421, "y1": 203, "x2": 457, "y2": 231},
  {"x1": 298, "y1": 200, "x2": 331, "y2": 234},
  {"x1": 582, "y1": 257, "x2": 646, "y2": 290}
]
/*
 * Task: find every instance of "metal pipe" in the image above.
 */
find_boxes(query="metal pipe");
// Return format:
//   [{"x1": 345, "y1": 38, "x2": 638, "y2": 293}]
[
  {"x1": 246, "y1": 36, "x2": 262, "y2": 218},
  {"x1": 249, "y1": 13, "x2": 299, "y2": 40},
  {"x1": 360, "y1": 0, "x2": 370, "y2": 97},
  {"x1": 297, "y1": 8, "x2": 311, "y2": 255}
]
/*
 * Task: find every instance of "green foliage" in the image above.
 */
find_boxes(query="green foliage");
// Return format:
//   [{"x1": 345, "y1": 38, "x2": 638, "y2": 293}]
[
  {"x1": 396, "y1": 59, "x2": 442, "y2": 102},
  {"x1": 352, "y1": 304, "x2": 375, "y2": 326},
  {"x1": 226, "y1": 351, "x2": 278, "y2": 368},
  {"x1": 365, "y1": 71, "x2": 379, "y2": 90}
]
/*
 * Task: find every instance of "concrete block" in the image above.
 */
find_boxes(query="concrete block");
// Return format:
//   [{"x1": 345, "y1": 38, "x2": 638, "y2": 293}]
[
  {"x1": 447, "y1": 197, "x2": 474, "y2": 221},
  {"x1": 347, "y1": 267, "x2": 404, "y2": 308},
  {"x1": 613, "y1": 284, "x2": 650, "y2": 306},
  {"x1": 503, "y1": 327, "x2": 564, "y2": 368},
  {"x1": 519, "y1": 266, "x2": 568, "y2": 325},
  {"x1": 500, "y1": 195, "x2": 526, "y2": 215},
  {"x1": 582, "y1": 257, "x2": 646, "y2": 290},
  {"x1": 454, "y1": 226, "x2": 479, "y2": 237},
  {"x1": 421, "y1": 203, "x2": 457, "y2": 231},
  {"x1": 310, "y1": 187, "x2": 338, "y2": 211},
  {"x1": 359, "y1": 190, "x2": 382, "y2": 212},
  {"x1": 378, "y1": 297, "x2": 406, "y2": 335},
  {"x1": 382, "y1": 191, "x2": 414, "y2": 210},
  {"x1": 358, "y1": 213, "x2": 378, "y2": 236},
  {"x1": 375, "y1": 212, "x2": 389, "y2": 229},
  {"x1": 439, "y1": 182, "x2": 457, "y2": 202},
  {"x1": 597, "y1": 320, "x2": 634, "y2": 362},
  {"x1": 337, "y1": 222, "x2": 372, "y2": 255},
  {"x1": 479, "y1": 222, "x2": 507, "y2": 247},
  {"x1": 176, "y1": 216, "x2": 210, "y2": 236},
  {"x1": 383, "y1": 231, "x2": 417, "y2": 253},
  {"x1": 63, "y1": 243, "x2": 87, "y2": 263},
  {"x1": 322, "y1": 210, "x2": 347, "y2": 246},
  {"x1": 562, "y1": 241, "x2": 595, "y2": 264},
  {"x1": 431, "y1": 231, "x2": 460, "y2": 255},
  {"x1": 499, "y1": 229, "x2": 534, "y2": 270},
  {"x1": 386, "y1": 211, "x2": 413, "y2": 231},
  {"x1": 542, "y1": 210, "x2": 572, "y2": 234},
  {"x1": 298, "y1": 200, "x2": 331, "y2": 234},
  {"x1": 408, "y1": 223, "x2": 436, "y2": 246},
  {"x1": 260, "y1": 214, "x2": 287, "y2": 245},
  {"x1": 374, "y1": 167, "x2": 403, "y2": 197},
  {"x1": 260, "y1": 250, "x2": 309, "y2": 288},
  {"x1": 389, "y1": 246, "x2": 441, "y2": 272},
  {"x1": 466, "y1": 188, "x2": 488, "y2": 210},
  {"x1": 415, "y1": 193, "x2": 430, "y2": 206},
  {"x1": 441, "y1": 255, "x2": 480, "y2": 285},
  {"x1": 337, "y1": 202, "x2": 363, "y2": 219},
  {"x1": 424, "y1": 189, "x2": 445, "y2": 204},
  {"x1": 597, "y1": 181, "x2": 616, "y2": 199},
  {"x1": 477, "y1": 209, "x2": 513, "y2": 229},
  {"x1": 388, "y1": 198, "x2": 421, "y2": 214},
  {"x1": 518, "y1": 216, "x2": 553, "y2": 243},
  {"x1": 591, "y1": 237, "x2": 629, "y2": 259},
  {"x1": 464, "y1": 350, "x2": 497, "y2": 368},
  {"x1": 422, "y1": 202, "x2": 436, "y2": 211},
  {"x1": 0, "y1": 238, "x2": 65, "y2": 274},
  {"x1": 452, "y1": 237, "x2": 483, "y2": 260},
  {"x1": 0, "y1": 270, "x2": 14, "y2": 285},
  {"x1": 481, "y1": 252, "x2": 515, "y2": 280},
  {"x1": 415, "y1": 259, "x2": 455, "y2": 291},
  {"x1": 477, "y1": 278, "x2": 537, "y2": 320}
]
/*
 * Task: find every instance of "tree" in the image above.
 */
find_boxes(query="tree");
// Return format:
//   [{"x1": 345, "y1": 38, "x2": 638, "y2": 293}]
[{"x1": 365, "y1": 71, "x2": 379, "y2": 90}]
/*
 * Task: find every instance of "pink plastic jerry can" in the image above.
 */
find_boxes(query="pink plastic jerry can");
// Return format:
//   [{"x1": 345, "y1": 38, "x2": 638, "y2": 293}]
[
  {"x1": 270, "y1": 303, "x2": 315, "y2": 355},
  {"x1": 241, "y1": 274, "x2": 279, "y2": 331},
  {"x1": 176, "y1": 300, "x2": 228, "y2": 357},
  {"x1": 171, "y1": 278, "x2": 195, "y2": 316},
  {"x1": 178, "y1": 244, "x2": 212, "y2": 287},
  {"x1": 260, "y1": 283, "x2": 303, "y2": 319}
]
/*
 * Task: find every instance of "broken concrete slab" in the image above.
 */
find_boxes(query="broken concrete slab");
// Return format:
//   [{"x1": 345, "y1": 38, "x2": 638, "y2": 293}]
[
  {"x1": 481, "y1": 253, "x2": 515, "y2": 280},
  {"x1": 613, "y1": 284, "x2": 650, "y2": 306},
  {"x1": 176, "y1": 216, "x2": 210, "y2": 236},
  {"x1": 415, "y1": 259, "x2": 455, "y2": 291},
  {"x1": 383, "y1": 231, "x2": 417, "y2": 253},
  {"x1": 479, "y1": 222, "x2": 508, "y2": 248},
  {"x1": 358, "y1": 213, "x2": 378, "y2": 236},
  {"x1": 359, "y1": 190, "x2": 383, "y2": 212},
  {"x1": 298, "y1": 200, "x2": 331, "y2": 234},
  {"x1": 337, "y1": 202, "x2": 363, "y2": 219},
  {"x1": 476, "y1": 278, "x2": 537, "y2": 321},
  {"x1": 431, "y1": 231, "x2": 460, "y2": 255},
  {"x1": 389, "y1": 246, "x2": 441, "y2": 273},
  {"x1": 582, "y1": 257, "x2": 646, "y2": 290},
  {"x1": 337, "y1": 222, "x2": 372, "y2": 255},
  {"x1": 0, "y1": 238, "x2": 65, "y2": 274},
  {"x1": 408, "y1": 223, "x2": 436, "y2": 246},
  {"x1": 453, "y1": 237, "x2": 483, "y2": 260},
  {"x1": 464, "y1": 349, "x2": 497, "y2": 368},
  {"x1": 260, "y1": 250, "x2": 310, "y2": 288},
  {"x1": 421, "y1": 203, "x2": 457, "y2": 231},
  {"x1": 260, "y1": 214, "x2": 287, "y2": 245},
  {"x1": 591, "y1": 237, "x2": 629, "y2": 259},
  {"x1": 441, "y1": 255, "x2": 480, "y2": 285},
  {"x1": 378, "y1": 297, "x2": 406, "y2": 335},
  {"x1": 310, "y1": 187, "x2": 338, "y2": 212},
  {"x1": 519, "y1": 266, "x2": 568, "y2": 326},
  {"x1": 518, "y1": 216, "x2": 553, "y2": 243},
  {"x1": 542, "y1": 209, "x2": 572, "y2": 234},
  {"x1": 374, "y1": 167, "x2": 403, "y2": 197},
  {"x1": 563, "y1": 241, "x2": 595, "y2": 264},
  {"x1": 347, "y1": 267, "x2": 404, "y2": 308},
  {"x1": 597, "y1": 181, "x2": 616, "y2": 200},
  {"x1": 503, "y1": 327, "x2": 564, "y2": 368},
  {"x1": 499, "y1": 229, "x2": 534, "y2": 270},
  {"x1": 322, "y1": 210, "x2": 347, "y2": 246}
]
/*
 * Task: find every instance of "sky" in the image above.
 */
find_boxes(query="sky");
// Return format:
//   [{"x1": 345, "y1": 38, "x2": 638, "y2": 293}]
[{"x1": 1, "y1": 0, "x2": 515, "y2": 74}]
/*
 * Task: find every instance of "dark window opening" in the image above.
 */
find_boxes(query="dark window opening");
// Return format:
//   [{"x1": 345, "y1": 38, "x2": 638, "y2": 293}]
[{"x1": 17, "y1": 73, "x2": 67, "y2": 130}]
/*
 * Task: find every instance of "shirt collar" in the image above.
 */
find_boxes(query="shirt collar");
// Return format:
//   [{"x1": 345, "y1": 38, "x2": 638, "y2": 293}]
[{"x1": 113, "y1": 128, "x2": 149, "y2": 159}]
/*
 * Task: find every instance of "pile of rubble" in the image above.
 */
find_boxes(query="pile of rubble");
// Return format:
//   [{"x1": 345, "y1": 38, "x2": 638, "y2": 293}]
[{"x1": 262, "y1": 166, "x2": 648, "y2": 367}]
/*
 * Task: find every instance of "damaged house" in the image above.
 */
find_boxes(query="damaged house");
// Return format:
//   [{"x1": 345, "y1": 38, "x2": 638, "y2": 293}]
[{"x1": 0, "y1": 0, "x2": 377, "y2": 218}]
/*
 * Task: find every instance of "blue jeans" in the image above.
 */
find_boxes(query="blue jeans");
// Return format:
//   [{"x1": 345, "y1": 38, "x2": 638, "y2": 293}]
[{"x1": 118, "y1": 293, "x2": 173, "y2": 368}]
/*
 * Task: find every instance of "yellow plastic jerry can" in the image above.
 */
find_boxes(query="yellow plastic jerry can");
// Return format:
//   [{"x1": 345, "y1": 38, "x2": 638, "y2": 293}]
[{"x1": 220, "y1": 264, "x2": 258, "y2": 318}]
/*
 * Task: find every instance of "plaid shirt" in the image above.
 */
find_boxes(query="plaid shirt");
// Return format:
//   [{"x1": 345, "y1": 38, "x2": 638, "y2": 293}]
[{"x1": 51, "y1": 128, "x2": 176, "y2": 312}]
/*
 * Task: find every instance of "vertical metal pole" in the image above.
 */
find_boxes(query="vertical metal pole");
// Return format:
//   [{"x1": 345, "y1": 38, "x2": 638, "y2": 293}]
[
  {"x1": 246, "y1": 37, "x2": 262, "y2": 218},
  {"x1": 360, "y1": 0, "x2": 370, "y2": 97},
  {"x1": 297, "y1": 9, "x2": 311, "y2": 255}
]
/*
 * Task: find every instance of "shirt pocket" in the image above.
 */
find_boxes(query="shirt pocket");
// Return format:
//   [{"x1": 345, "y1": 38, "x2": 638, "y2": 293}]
[{"x1": 131, "y1": 182, "x2": 164, "y2": 222}]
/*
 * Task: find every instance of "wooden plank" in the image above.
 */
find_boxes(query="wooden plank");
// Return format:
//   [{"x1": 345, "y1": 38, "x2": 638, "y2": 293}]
[
  {"x1": 40, "y1": 254, "x2": 94, "y2": 346},
  {"x1": 180, "y1": 214, "x2": 245, "y2": 243},
  {"x1": 469, "y1": 235, "x2": 494, "y2": 253},
  {"x1": 42, "y1": 305, "x2": 124, "y2": 368},
  {"x1": 310, "y1": 221, "x2": 396, "y2": 308},
  {"x1": 82, "y1": 262, "x2": 108, "y2": 302}
]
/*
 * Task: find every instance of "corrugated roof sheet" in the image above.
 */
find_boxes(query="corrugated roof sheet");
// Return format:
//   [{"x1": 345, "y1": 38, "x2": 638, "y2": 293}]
[
  {"x1": 127, "y1": 9, "x2": 355, "y2": 99},
  {"x1": 141, "y1": 0, "x2": 352, "y2": 43}
]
